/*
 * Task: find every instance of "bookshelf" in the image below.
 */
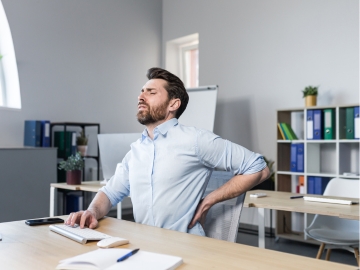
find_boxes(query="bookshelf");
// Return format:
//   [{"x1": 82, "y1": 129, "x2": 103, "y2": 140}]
[
  {"x1": 276, "y1": 104, "x2": 359, "y2": 243},
  {"x1": 50, "y1": 122, "x2": 101, "y2": 215}
]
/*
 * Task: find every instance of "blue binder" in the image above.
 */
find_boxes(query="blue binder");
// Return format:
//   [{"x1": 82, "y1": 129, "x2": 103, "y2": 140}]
[
  {"x1": 313, "y1": 109, "x2": 322, "y2": 139},
  {"x1": 290, "y1": 143, "x2": 297, "y2": 172},
  {"x1": 296, "y1": 143, "x2": 304, "y2": 172},
  {"x1": 41, "y1": 120, "x2": 51, "y2": 147},
  {"x1": 306, "y1": 110, "x2": 314, "y2": 139},
  {"x1": 307, "y1": 176, "x2": 315, "y2": 194},
  {"x1": 314, "y1": 177, "x2": 331, "y2": 195},
  {"x1": 24, "y1": 120, "x2": 41, "y2": 147},
  {"x1": 355, "y1": 106, "x2": 359, "y2": 139}
]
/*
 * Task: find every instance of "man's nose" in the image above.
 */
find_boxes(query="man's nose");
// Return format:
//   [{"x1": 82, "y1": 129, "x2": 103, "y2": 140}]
[{"x1": 138, "y1": 91, "x2": 145, "y2": 101}]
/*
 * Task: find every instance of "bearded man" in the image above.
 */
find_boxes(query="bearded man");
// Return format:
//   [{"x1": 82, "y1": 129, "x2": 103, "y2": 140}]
[{"x1": 66, "y1": 67, "x2": 269, "y2": 236}]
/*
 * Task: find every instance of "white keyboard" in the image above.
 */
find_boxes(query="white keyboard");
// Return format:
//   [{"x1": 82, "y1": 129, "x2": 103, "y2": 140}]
[
  {"x1": 303, "y1": 196, "x2": 359, "y2": 205},
  {"x1": 49, "y1": 224, "x2": 111, "y2": 244}
]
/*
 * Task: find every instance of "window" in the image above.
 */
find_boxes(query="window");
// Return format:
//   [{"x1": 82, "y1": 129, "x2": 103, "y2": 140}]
[
  {"x1": 166, "y1": 33, "x2": 199, "y2": 88},
  {"x1": 0, "y1": 0, "x2": 21, "y2": 109}
]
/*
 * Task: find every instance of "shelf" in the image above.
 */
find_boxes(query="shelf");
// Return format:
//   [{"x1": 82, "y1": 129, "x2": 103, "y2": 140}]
[{"x1": 276, "y1": 104, "x2": 359, "y2": 245}]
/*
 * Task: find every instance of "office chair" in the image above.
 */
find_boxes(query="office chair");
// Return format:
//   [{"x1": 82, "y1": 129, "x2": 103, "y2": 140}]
[
  {"x1": 304, "y1": 178, "x2": 359, "y2": 265},
  {"x1": 203, "y1": 171, "x2": 246, "y2": 242}
]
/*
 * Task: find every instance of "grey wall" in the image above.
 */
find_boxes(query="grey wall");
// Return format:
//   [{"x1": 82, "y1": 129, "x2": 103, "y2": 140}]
[
  {"x1": 0, "y1": 0, "x2": 162, "y2": 147},
  {"x1": 163, "y1": 0, "x2": 359, "y2": 163}
]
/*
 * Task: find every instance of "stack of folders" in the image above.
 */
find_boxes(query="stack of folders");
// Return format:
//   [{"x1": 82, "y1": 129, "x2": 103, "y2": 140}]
[
  {"x1": 277, "y1": 123, "x2": 298, "y2": 140},
  {"x1": 290, "y1": 143, "x2": 304, "y2": 172},
  {"x1": 24, "y1": 120, "x2": 51, "y2": 147},
  {"x1": 307, "y1": 107, "x2": 359, "y2": 140},
  {"x1": 307, "y1": 176, "x2": 331, "y2": 195},
  {"x1": 56, "y1": 248, "x2": 183, "y2": 270}
]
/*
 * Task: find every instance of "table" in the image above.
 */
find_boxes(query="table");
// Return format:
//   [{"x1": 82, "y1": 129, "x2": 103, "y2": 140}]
[
  {"x1": 0, "y1": 216, "x2": 354, "y2": 269},
  {"x1": 245, "y1": 190, "x2": 360, "y2": 248},
  {"x1": 50, "y1": 181, "x2": 122, "y2": 219}
]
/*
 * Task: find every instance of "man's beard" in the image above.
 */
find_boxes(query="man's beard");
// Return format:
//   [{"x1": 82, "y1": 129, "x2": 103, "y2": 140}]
[{"x1": 137, "y1": 100, "x2": 169, "y2": 125}]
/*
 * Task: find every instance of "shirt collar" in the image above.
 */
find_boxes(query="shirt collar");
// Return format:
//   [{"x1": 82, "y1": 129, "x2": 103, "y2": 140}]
[{"x1": 141, "y1": 118, "x2": 178, "y2": 142}]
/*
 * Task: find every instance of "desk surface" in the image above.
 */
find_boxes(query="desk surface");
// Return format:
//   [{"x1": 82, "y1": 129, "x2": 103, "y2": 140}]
[
  {"x1": 246, "y1": 190, "x2": 359, "y2": 220},
  {"x1": 51, "y1": 181, "x2": 105, "y2": 192},
  {"x1": 0, "y1": 217, "x2": 354, "y2": 269}
]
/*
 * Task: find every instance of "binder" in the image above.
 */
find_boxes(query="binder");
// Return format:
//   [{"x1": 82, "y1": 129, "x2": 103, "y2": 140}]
[
  {"x1": 314, "y1": 177, "x2": 331, "y2": 195},
  {"x1": 24, "y1": 120, "x2": 41, "y2": 147},
  {"x1": 290, "y1": 144, "x2": 297, "y2": 172},
  {"x1": 277, "y1": 123, "x2": 286, "y2": 140},
  {"x1": 355, "y1": 106, "x2": 359, "y2": 139},
  {"x1": 307, "y1": 176, "x2": 315, "y2": 194},
  {"x1": 298, "y1": 175, "x2": 305, "y2": 194},
  {"x1": 41, "y1": 120, "x2": 51, "y2": 147},
  {"x1": 313, "y1": 109, "x2": 322, "y2": 139},
  {"x1": 306, "y1": 110, "x2": 314, "y2": 139},
  {"x1": 323, "y1": 109, "x2": 335, "y2": 140},
  {"x1": 296, "y1": 143, "x2": 304, "y2": 172},
  {"x1": 346, "y1": 107, "x2": 354, "y2": 139},
  {"x1": 54, "y1": 131, "x2": 76, "y2": 158}
]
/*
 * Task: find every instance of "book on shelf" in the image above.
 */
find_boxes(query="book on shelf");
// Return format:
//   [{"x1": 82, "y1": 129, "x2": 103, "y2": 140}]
[
  {"x1": 24, "y1": 120, "x2": 42, "y2": 147},
  {"x1": 355, "y1": 106, "x2": 359, "y2": 139},
  {"x1": 290, "y1": 143, "x2": 304, "y2": 172},
  {"x1": 54, "y1": 131, "x2": 77, "y2": 158},
  {"x1": 323, "y1": 109, "x2": 335, "y2": 140},
  {"x1": 313, "y1": 109, "x2": 322, "y2": 139},
  {"x1": 308, "y1": 176, "x2": 331, "y2": 195},
  {"x1": 345, "y1": 107, "x2": 355, "y2": 139},
  {"x1": 40, "y1": 120, "x2": 51, "y2": 147},
  {"x1": 56, "y1": 248, "x2": 183, "y2": 270},
  {"x1": 24, "y1": 120, "x2": 51, "y2": 147},
  {"x1": 278, "y1": 123, "x2": 298, "y2": 140}
]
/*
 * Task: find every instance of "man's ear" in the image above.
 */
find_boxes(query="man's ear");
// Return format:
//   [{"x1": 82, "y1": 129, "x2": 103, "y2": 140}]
[{"x1": 168, "y1": 99, "x2": 181, "y2": 112}]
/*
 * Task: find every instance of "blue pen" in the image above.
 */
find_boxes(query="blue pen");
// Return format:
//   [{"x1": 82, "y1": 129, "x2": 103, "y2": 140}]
[{"x1": 117, "y1": 249, "x2": 140, "y2": 262}]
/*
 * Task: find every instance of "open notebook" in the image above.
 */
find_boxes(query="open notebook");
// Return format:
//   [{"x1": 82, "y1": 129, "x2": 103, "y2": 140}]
[{"x1": 56, "y1": 248, "x2": 183, "y2": 270}]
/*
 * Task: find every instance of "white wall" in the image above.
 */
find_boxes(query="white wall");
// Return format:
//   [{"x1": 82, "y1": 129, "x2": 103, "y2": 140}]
[
  {"x1": 163, "y1": 0, "x2": 359, "y2": 162},
  {"x1": 0, "y1": 0, "x2": 162, "y2": 147}
]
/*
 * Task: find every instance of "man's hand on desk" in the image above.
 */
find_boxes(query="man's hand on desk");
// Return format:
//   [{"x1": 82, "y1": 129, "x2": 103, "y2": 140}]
[{"x1": 65, "y1": 210, "x2": 98, "y2": 229}]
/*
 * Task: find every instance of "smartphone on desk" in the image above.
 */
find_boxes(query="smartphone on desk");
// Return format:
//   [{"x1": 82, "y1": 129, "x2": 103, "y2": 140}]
[{"x1": 25, "y1": 218, "x2": 64, "y2": 226}]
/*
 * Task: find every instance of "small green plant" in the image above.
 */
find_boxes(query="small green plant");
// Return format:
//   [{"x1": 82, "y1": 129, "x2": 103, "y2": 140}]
[
  {"x1": 302, "y1": 86, "x2": 318, "y2": 98},
  {"x1": 76, "y1": 130, "x2": 88, "y2": 146},
  {"x1": 58, "y1": 152, "x2": 84, "y2": 171}
]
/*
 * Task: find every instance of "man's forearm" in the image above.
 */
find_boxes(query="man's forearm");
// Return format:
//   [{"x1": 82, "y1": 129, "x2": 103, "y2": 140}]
[
  {"x1": 87, "y1": 191, "x2": 112, "y2": 220},
  {"x1": 204, "y1": 166, "x2": 270, "y2": 208}
]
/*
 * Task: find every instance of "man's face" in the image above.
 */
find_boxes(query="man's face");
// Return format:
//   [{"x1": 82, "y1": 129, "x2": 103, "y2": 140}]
[{"x1": 137, "y1": 79, "x2": 170, "y2": 125}]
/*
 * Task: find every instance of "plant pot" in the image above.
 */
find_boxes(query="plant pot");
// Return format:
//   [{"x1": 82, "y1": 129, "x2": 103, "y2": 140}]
[
  {"x1": 66, "y1": 170, "x2": 82, "y2": 185},
  {"x1": 305, "y1": 95, "x2": 317, "y2": 107},
  {"x1": 77, "y1": 145, "x2": 88, "y2": 157}
]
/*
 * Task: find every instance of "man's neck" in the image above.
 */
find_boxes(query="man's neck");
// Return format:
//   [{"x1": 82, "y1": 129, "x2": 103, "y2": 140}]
[{"x1": 145, "y1": 116, "x2": 175, "y2": 139}]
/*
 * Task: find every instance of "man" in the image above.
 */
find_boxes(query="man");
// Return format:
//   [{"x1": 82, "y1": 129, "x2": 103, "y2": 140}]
[{"x1": 66, "y1": 67, "x2": 269, "y2": 236}]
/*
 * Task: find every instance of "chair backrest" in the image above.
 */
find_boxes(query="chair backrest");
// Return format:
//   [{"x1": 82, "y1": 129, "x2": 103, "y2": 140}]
[
  {"x1": 323, "y1": 177, "x2": 359, "y2": 198},
  {"x1": 305, "y1": 178, "x2": 359, "y2": 238},
  {"x1": 203, "y1": 171, "x2": 245, "y2": 242},
  {"x1": 97, "y1": 133, "x2": 141, "y2": 180}
]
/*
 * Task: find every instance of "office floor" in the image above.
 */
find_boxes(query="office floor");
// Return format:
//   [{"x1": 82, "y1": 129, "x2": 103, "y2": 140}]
[{"x1": 120, "y1": 212, "x2": 357, "y2": 267}]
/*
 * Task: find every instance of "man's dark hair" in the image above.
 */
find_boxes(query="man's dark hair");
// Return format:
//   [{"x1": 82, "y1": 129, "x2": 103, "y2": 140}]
[{"x1": 146, "y1": 67, "x2": 189, "y2": 119}]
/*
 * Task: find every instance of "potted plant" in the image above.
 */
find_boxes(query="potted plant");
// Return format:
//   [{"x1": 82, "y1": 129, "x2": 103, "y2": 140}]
[
  {"x1": 76, "y1": 130, "x2": 88, "y2": 157},
  {"x1": 58, "y1": 152, "x2": 84, "y2": 185},
  {"x1": 302, "y1": 85, "x2": 318, "y2": 107}
]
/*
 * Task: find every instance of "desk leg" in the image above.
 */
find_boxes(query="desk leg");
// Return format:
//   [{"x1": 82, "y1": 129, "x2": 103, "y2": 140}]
[
  {"x1": 50, "y1": 187, "x2": 55, "y2": 217},
  {"x1": 258, "y1": 208, "x2": 265, "y2": 249},
  {"x1": 117, "y1": 202, "x2": 122, "y2": 219}
]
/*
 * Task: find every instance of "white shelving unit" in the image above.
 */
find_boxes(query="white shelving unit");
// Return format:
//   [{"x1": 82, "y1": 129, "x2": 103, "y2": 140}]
[{"x1": 275, "y1": 104, "x2": 359, "y2": 243}]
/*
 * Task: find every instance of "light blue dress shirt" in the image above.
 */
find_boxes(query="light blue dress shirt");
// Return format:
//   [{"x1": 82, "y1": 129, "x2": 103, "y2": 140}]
[{"x1": 100, "y1": 118, "x2": 266, "y2": 236}]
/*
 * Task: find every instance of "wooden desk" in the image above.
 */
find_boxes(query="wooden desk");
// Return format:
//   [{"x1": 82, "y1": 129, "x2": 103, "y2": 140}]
[
  {"x1": 0, "y1": 217, "x2": 354, "y2": 269},
  {"x1": 50, "y1": 181, "x2": 122, "y2": 219},
  {"x1": 245, "y1": 190, "x2": 360, "y2": 248}
]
